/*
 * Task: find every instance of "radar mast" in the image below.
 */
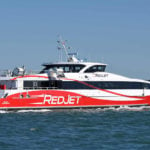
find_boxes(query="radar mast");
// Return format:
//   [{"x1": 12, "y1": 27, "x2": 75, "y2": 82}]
[{"x1": 57, "y1": 36, "x2": 79, "y2": 63}]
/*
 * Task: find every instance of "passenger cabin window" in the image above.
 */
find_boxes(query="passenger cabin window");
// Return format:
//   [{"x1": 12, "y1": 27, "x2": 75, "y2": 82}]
[
  {"x1": 23, "y1": 80, "x2": 62, "y2": 89},
  {"x1": 40, "y1": 64, "x2": 85, "y2": 73},
  {"x1": 85, "y1": 65, "x2": 106, "y2": 73},
  {"x1": 0, "y1": 80, "x2": 16, "y2": 89},
  {"x1": 23, "y1": 80, "x2": 150, "y2": 90}
]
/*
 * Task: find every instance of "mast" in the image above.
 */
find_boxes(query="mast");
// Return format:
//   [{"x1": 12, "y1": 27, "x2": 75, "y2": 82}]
[
  {"x1": 57, "y1": 35, "x2": 80, "y2": 63},
  {"x1": 57, "y1": 35, "x2": 69, "y2": 61}
]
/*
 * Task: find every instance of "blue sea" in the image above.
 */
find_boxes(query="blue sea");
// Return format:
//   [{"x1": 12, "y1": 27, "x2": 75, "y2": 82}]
[{"x1": 1, "y1": 107, "x2": 150, "y2": 150}]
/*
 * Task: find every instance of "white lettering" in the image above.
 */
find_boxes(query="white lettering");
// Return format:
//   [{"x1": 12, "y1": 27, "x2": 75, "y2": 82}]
[
  {"x1": 43, "y1": 95, "x2": 51, "y2": 104},
  {"x1": 69, "y1": 96, "x2": 76, "y2": 104},
  {"x1": 51, "y1": 96, "x2": 57, "y2": 104},
  {"x1": 43, "y1": 95, "x2": 81, "y2": 105},
  {"x1": 57, "y1": 96, "x2": 65, "y2": 104},
  {"x1": 76, "y1": 96, "x2": 81, "y2": 104},
  {"x1": 95, "y1": 74, "x2": 108, "y2": 77}
]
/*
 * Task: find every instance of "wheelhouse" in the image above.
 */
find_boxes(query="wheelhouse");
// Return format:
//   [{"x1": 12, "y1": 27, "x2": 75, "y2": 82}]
[{"x1": 40, "y1": 63, "x2": 107, "y2": 74}]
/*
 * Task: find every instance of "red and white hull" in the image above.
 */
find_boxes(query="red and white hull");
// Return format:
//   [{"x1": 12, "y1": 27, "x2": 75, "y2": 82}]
[{"x1": 0, "y1": 89, "x2": 150, "y2": 110}]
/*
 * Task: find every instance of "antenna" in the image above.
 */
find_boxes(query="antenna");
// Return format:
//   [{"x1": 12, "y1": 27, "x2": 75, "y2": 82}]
[
  {"x1": 57, "y1": 45, "x2": 62, "y2": 62},
  {"x1": 57, "y1": 35, "x2": 80, "y2": 63},
  {"x1": 57, "y1": 35, "x2": 69, "y2": 61}
]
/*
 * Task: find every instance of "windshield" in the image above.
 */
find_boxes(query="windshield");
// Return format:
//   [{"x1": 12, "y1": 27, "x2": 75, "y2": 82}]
[
  {"x1": 84, "y1": 65, "x2": 106, "y2": 73},
  {"x1": 40, "y1": 64, "x2": 85, "y2": 73}
]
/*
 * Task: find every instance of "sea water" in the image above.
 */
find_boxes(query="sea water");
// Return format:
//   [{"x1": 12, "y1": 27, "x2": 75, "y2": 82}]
[{"x1": 0, "y1": 107, "x2": 150, "y2": 150}]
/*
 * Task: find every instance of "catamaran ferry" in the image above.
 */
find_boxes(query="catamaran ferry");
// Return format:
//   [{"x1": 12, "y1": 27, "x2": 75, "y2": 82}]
[{"x1": 0, "y1": 39, "x2": 150, "y2": 110}]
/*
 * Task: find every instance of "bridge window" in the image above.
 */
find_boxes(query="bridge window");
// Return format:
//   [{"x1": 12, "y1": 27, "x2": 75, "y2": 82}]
[
  {"x1": 40, "y1": 64, "x2": 85, "y2": 73},
  {"x1": 85, "y1": 65, "x2": 106, "y2": 73}
]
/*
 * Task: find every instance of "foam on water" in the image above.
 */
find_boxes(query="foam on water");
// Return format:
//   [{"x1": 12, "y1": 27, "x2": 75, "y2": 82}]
[
  {"x1": 0, "y1": 110, "x2": 9, "y2": 114},
  {"x1": 0, "y1": 106, "x2": 150, "y2": 114},
  {"x1": 0, "y1": 109, "x2": 52, "y2": 114},
  {"x1": 17, "y1": 109, "x2": 52, "y2": 113},
  {"x1": 96, "y1": 105, "x2": 150, "y2": 112}
]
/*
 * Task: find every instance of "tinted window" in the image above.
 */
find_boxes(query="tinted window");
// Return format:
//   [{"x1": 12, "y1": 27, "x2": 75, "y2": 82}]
[
  {"x1": 24, "y1": 80, "x2": 150, "y2": 90},
  {"x1": 61, "y1": 81, "x2": 149, "y2": 89},
  {"x1": 90, "y1": 81, "x2": 143, "y2": 89},
  {"x1": 24, "y1": 81, "x2": 50, "y2": 89},
  {"x1": 0, "y1": 80, "x2": 16, "y2": 89},
  {"x1": 85, "y1": 65, "x2": 106, "y2": 73},
  {"x1": 143, "y1": 83, "x2": 150, "y2": 89},
  {"x1": 61, "y1": 81, "x2": 91, "y2": 89},
  {"x1": 40, "y1": 64, "x2": 85, "y2": 73},
  {"x1": 24, "y1": 80, "x2": 62, "y2": 89}
]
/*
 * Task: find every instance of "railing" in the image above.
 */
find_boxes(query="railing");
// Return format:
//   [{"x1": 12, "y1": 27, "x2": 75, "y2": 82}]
[
  {"x1": 0, "y1": 70, "x2": 12, "y2": 77},
  {"x1": 0, "y1": 70, "x2": 41, "y2": 77},
  {"x1": 24, "y1": 87, "x2": 58, "y2": 90},
  {"x1": 25, "y1": 70, "x2": 40, "y2": 75},
  {"x1": 0, "y1": 87, "x2": 57, "y2": 91}
]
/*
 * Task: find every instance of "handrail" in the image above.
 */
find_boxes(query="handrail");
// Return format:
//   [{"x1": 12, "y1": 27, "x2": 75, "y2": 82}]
[
  {"x1": 0, "y1": 70, "x2": 41, "y2": 77},
  {"x1": 24, "y1": 87, "x2": 58, "y2": 90},
  {"x1": 0, "y1": 87, "x2": 57, "y2": 90}
]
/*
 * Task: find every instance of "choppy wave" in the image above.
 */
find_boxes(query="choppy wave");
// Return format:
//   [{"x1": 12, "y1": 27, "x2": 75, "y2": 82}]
[{"x1": 96, "y1": 106, "x2": 150, "y2": 111}]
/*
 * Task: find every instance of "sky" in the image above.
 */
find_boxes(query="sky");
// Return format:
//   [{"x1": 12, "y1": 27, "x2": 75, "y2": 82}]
[{"x1": 0, "y1": 0, "x2": 150, "y2": 79}]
